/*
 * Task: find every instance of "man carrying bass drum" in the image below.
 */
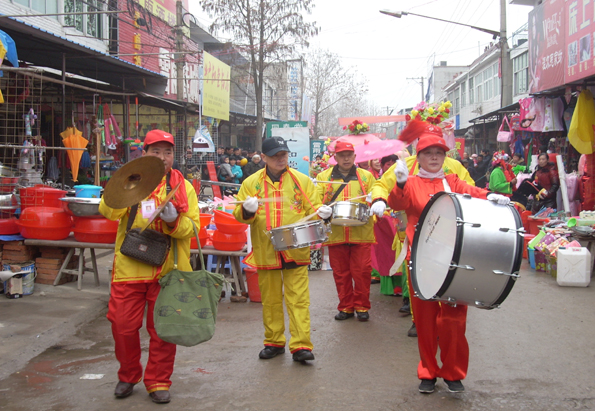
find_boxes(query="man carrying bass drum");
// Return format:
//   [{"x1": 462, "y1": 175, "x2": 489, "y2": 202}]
[
  {"x1": 386, "y1": 120, "x2": 510, "y2": 394},
  {"x1": 233, "y1": 137, "x2": 332, "y2": 363}
]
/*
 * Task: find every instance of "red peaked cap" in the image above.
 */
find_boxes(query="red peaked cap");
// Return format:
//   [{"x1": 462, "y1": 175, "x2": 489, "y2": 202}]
[{"x1": 398, "y1": 119, "x2": 449, "y2": 153}]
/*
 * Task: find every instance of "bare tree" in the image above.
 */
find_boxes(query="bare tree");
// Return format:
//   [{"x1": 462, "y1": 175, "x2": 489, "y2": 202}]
[
  {"x1": 305, "y1": 49, "x2": 368, "y2": 138},
  {"x1": 200, "y1": 0, "x2": 319, "y2": 151}
]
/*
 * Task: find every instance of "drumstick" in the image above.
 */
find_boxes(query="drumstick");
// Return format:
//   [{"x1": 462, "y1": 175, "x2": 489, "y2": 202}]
[
  {"x1": 228, "y1": 198, "x2": 281, "y2": 205},
  {"x1": 295, "y1": 194, "x2": 369, "y2": 224},
  {"x1": 316, "y1": 180, "x2": 349, "y2": 185}
]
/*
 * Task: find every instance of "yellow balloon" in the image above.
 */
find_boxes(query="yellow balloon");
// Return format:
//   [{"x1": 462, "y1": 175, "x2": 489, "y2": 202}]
[{"x1": 240, "y1": 158, "x2": 248, "y2": 166}]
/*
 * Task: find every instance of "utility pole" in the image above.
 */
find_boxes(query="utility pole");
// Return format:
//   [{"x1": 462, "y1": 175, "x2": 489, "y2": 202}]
[
  {"x1": 500, "y1": 0, "x2": 512, "y2": 107},
  {"x1": 175, "y1": 0, "x2": 184, "y2": 101},
  {"x1": 407, "y1": 76, "x2": 425, "y2": 102}
]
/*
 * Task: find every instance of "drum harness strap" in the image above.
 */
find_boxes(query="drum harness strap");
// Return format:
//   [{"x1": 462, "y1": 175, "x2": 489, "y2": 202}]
[
  {"x1": 262, "y1": 167, "x2": 314, "y2": 232},
  {"x1": 389, "y1": 162, "x2": 452, "y2": 275},
  {"x1": 326, "y1": 166, "x2": 365, "y2": 205}
]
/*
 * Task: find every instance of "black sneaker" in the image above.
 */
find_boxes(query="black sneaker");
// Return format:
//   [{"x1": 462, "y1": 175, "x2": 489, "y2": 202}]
[
  {"x1": 444, "y1": 379, "x2": 465, "y2": 392},
  {"x1": 292, "y1": 349, "x2": 315, "y2": 362},
  {"x1": 258, "y1": 346, "x2": 285, "y2": 359},
  {"x1": 356, "y1": 311, "x2": 369, "y2": 322},
  {"x1": 418, "y1": 378, "x2": 436, "y2": 394},
  {"x1": 371, "y1": 279, "x2": 380, "y2": 284},
  {"x1": 335, "y1": 311, "x2": 355, "y2": 320},
  {"x1": 407, "y1": 323, "x2": 417, "y2": 337},
  {"x1": 399, "y1": 297, "x2": 410, "y2": 314}
]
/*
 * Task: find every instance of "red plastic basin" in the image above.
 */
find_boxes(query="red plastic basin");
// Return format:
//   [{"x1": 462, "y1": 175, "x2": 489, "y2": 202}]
[
  {"x1": 199, "y1": 213, "x2": 212, "y2": 230},
  {"x1": 21, "y1": 186, "x2": 67, "y2": 210},
  {"x1": 190, "y1": 227, "x2": 209, "y2": 249},
  {"x1": 0, "y1": 218, "x2": 19, "y2": 235},
  {"x1": 215, "y1": 220, "x2": 248, "y2": 235},
  {"x1": 72, "y1": 217, "x2": 118, "y2": 244},
  {"x1": 212, "y1": 230, "x2": 247, "y2": 251}
]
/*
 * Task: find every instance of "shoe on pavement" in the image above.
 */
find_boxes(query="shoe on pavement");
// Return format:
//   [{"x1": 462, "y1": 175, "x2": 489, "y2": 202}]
[
  {"x1": 149, "y1": 390, "x2": 171, "y2": 404},
  {"x1": 371, "y1": 279, "x2": 380, "y2": 284},
  {"x1": 418, "y1": 378, "x2": 437, "y2": 394},
  {"x1": 335, "y1": 311, "x2": 354, "y2": 321},
  {"x1": 399, "y1": 297, "x2": 410, "y2": 314},
  {"x1": 292, "y1": 349, "x2": 315, "y2": 362},
  {"x1": 356, "y1": 311, "x2": 369, "y2": 322},
  {"x1": 114, "y1": 381, "x2": 135, "y2": 398},
  {"x1": 444, "y1": 379, "x2": 465, "y2": 392},
  {"x1": 407, "y1": 323, "x2": 417, "y2": 337},
  {"x1": 259, "y1": 346, "x2": 285, "y2": 359}
]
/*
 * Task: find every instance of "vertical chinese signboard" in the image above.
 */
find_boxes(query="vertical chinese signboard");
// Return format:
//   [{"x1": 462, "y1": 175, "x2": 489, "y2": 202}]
[
  {"x1": 202, "y1": 51, "x2": 230, "y2": 121},
  {"x1": 528, "y1": 0, "x2": 565, "y2": 93},
  {"x1": 565, "y1": 0, "x2": 595, "y2": 83}
]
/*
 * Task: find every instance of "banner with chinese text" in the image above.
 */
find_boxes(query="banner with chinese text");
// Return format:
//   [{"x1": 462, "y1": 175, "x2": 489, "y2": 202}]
[{"x1": 202, "y1": 51, "x2": 230, "y2": 121}]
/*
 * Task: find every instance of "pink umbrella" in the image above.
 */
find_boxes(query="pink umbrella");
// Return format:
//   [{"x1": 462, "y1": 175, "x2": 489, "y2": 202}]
[
  {"x1": 327, "y1": 134, "x2": 381, "y2": 152},
  {"x1": 328, "y1": 139, "x2": 405, "y2": 165}
]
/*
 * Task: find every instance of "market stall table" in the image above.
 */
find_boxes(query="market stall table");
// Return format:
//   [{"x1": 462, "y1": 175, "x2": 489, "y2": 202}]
[
  {"x1": 23, "y1": 236, "x2": 114, "y2": 290},
  {"x1": 190, "y1": 245, "x2": 248, "y2": 295}
]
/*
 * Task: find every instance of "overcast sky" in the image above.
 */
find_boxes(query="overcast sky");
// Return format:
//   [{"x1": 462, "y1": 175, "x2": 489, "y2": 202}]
[{"x1": 189, "y1": 0, "x2": 531, "y2": 114}]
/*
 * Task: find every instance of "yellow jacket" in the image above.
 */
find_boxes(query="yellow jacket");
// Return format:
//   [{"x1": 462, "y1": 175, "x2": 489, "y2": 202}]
[
  {"x1": 371, "y1": 155, "x2": 474, "y2": 203},
  {"x1": 233, "y1": 167, "x2": 321, "y2": 269},
  {"x1": 99, "y1": 176, "x2": 200, "y2": 283},
  {"x1": 315, "y1": 166, "x2": 376, "y2": 245}
]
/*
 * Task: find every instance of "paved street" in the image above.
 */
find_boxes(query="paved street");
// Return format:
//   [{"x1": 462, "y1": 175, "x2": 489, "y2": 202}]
[{"x1": 1, "y1": 258, "x2": 595, "y2": 411}]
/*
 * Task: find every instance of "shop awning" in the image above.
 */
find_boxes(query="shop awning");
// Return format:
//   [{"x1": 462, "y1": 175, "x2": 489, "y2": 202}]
[
  {"x1": 0, "y1": 17, "x2": 168, "y2": 95},
  {"x1": 469, "y1": 102, "x2": 520, "y2": 124}
]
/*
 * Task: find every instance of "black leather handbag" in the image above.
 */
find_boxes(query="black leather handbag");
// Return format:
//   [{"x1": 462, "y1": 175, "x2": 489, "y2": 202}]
[{"x1": 120, "y1": 204, "x2": 170, "y2": 266}]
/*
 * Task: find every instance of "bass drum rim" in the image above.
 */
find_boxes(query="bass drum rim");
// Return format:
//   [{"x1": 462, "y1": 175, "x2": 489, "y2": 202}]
[
  {"x1": 491, "y1": 204, "x2": 523, "y2": 307},
  {"x1": 410, "y1": 191, "x2": 464, "y2": 300}
]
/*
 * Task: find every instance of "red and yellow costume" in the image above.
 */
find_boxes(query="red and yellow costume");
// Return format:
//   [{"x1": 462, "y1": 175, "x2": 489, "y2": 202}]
[
  {"x1": 233, "y1": 166, "x2": 321, "y2": 353},
  {"x1": 99, "y1": 170, "x2": 199, "y2": 394},
  {"x1": 316, "y1": 165, "x2": 376, "y2": 313},
  {"x1": 388, "y1": 170, "x2": 489, "y2": 381}
]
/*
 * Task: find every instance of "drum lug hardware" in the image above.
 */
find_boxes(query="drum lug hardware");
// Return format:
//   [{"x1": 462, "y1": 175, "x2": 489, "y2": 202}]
[
  {"x1": 446, "y1": 297, "x2": 457, "y2": 307},
  {"x1": 498, "y1": 227, "x2": 526, "y2": 234},
  {"x1": 462, "y1": 193, "x2": 472, "y2": 199},
  {"x1": 456, "y1": 218, "x2": 481, "y2": 228},
  {"x1": 492, "y1": 270, "x2": 520, "y2": 278},
  {"x1": 449, "y1": 263, "x2": 475, "y2": 270},
  {"x1": 475, "y1": 301, "x2": 497, "y2": 310}
]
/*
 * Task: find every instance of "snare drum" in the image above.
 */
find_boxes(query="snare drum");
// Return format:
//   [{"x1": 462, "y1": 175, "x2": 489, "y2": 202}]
[
  {"x1": 411, "y1": 192, "x2": 523, "y2": 309},
  {"x1": 268, "y1": 220, "x2": 329, "y2": 251},
  {"x1": 331, "y1": 201, "x2": 370, "y2": 226}
]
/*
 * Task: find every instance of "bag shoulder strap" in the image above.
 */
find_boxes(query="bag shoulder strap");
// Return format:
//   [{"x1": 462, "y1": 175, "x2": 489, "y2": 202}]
[
  {"x1": 172, "y1": 218, "x2": 204, "y2": 271},
  {"x1": 126, "y1": 173, "x2": 172, "y2": 233}
]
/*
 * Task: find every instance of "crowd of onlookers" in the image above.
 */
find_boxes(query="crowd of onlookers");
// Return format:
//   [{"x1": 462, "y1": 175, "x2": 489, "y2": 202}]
[{"x1": 214, "y1": 146, "x2": 264, "y2": 185}]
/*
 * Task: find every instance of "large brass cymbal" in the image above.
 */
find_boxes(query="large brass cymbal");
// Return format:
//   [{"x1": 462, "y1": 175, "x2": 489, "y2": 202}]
[{"x1": 102, "y1": 156, "x2": 165, "y2": 209}]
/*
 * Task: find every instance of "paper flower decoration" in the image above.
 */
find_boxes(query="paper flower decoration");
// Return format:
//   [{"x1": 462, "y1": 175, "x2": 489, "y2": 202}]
[
  {"x1": 342, "y1": 120, "x2": 370, "y2": 135},
  {"x1": 406, "y1": 101, "x2": 452, "y2": 125}
]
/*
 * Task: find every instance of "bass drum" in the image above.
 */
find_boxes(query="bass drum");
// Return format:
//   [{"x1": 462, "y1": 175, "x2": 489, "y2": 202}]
[{"x1": 410, "y1": 192, "x2": 522, "y2": 309}]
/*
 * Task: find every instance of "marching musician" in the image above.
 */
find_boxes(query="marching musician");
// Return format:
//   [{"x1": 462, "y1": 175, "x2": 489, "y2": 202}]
[
  {"x1": 233, "y1": 137, "x2": 332, "y2": 363},
  {"x1": 99, "y1": 130, "x2": 201, "y2": 404},
  {"x1": 385, "y1": 120, "x2": 510, "y2": 394},
  {"x1": 315, "y1": 141, "x2": 376, "y2": 321},
  {"x1": 370, "y1": 140, "x2": 476, "y2": 337}
]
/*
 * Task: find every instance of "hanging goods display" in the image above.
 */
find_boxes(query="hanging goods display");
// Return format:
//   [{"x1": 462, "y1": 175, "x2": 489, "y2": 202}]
[{"x1": 496, "y1": 115, "x2": 513, "y2": 143}]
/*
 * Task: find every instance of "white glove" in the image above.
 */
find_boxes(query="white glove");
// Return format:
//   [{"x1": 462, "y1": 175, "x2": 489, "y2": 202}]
[
  {"x1": 394, "y1": 160, "x2": 408, "y2": 185},
  {"x1": 487, "y1": 193, "x2": 511, "y2": 205},
  {"x1": 370, "y1": 201, "x2": 386, "y2": 217},
  {"x1": 365, "y1": 193, "x2": 372, "y2": 203},
  {"x1": 160, "y1": 202, "x2": 179, "y2": 223},
  {"x1": 310, "y1": 177, "x2": 318, "y2": 186},
  {"x1": 317, "y1": 205, "x2": 333, "y2": 219},
  {"x1": 243, "y1": 196, "x2": 259, "y2": 213}
]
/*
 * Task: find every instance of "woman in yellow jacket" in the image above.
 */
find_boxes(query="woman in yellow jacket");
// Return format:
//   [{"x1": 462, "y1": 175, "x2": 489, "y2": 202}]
[
  {"x1": 99, "y1": 131, "x2": 200, "y2": 404},
  {"x1": 315, "y1": 141, "x2": 376, "y2": 321},
  {"x1": 233, "y1": 137, "x2": 331, "y2": 363}
]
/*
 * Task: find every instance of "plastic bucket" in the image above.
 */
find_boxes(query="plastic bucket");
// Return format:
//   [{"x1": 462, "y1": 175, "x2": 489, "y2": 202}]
[
  {"x1": 3, "y1": 262, "x2": 36, "y2": 295},
  {"x1": 74, "y1": 185, "x2": 102, "y2": 198},
  {"x1": 245, "y1": 268, "x2": 261, "y2": 302},
  {"x1": 523, "y1": 234, "x2": 536, "y2": 259}
]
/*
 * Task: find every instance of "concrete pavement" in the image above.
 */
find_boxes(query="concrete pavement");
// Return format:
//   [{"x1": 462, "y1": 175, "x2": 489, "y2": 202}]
[{"x1": 1, "y1": 257, "x2": 595, "y2": 410}]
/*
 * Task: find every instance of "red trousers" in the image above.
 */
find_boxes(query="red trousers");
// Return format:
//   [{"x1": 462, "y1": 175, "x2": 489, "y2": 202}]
[
  {"x1": 410, "y1": 287, "x2": 469, "y2": 381},
  {"x1": 328, "y1": 243, "x2": 372, "y2": 312},
  {"x1": 107, "y1": 282, "x2": 177, "y2": 393}
]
